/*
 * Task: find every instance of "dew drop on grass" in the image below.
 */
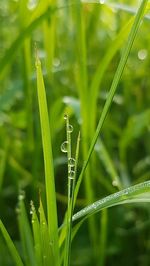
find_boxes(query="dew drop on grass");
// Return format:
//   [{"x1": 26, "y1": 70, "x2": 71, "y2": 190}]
[
  {"x1": 112, "y1": 180, "x2": 119, "y2": 187},
  {"x1": 64, "y1": 114, "x2": 68, "y2": 120},
  {"x1": 99, "y1": 0, "x2": 105, "y2": 4},
  {"x1": 68, "y1": 158, "x2": 75, "y2": 167},
  {"x1": 68, "y1": 170, "x2": 75, "y2": 179},
  {"x1": 67, "y1": 124, "x2": 73, "y2": 133},
  {"x1": 124, "y1": 190, "x2": 129, "y2": 195},
  {"x1": 138, "y1": 49, "x2": 148, "y2": 60},
  {"x1": 61, "y1": 141, "x2": 68, "y2": 153},
  {"x1": 18, "y1": 190, "x2": 25, "y2": 201}
]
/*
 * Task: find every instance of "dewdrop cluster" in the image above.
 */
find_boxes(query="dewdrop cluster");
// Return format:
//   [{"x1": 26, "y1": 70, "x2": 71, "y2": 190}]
[{"x1": 61, "y1": 114, "x2": 76, "y2": 180}]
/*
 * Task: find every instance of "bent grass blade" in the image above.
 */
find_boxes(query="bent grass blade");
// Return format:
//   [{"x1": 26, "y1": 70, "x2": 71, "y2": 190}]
[{"x1": 73, "y1": 180, "x2": 150, "y2": 222}]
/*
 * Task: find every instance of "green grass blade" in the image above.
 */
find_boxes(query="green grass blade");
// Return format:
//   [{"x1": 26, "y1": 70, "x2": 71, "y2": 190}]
[
  {"x1": 35, "y1": 53, "x2": 59, "y2": 265},
  {"x1": 30, "y1": 201, "x2": 43, "y2": 266},
  {"x1": 39, "y1": 198, "x2": 54, "y2": 266},
  {"x1": 0, "y1": 220, "x2": 24, "y2": 266},
  {"x1": 73, "y1": 180, "x2": 150, "y2": 221},
  {"x1": 17, "y1": 196, "x2": 36, "y2": 266},
  {"x1": 96, "y1": 139, "x2": 121, "y2": 189},
  {"x1": 99, "y1": 209, "x2": 107, "y2": 266},
  {"x1": 74, "y1": 0, "x2": 148, "y2": 202},
  {"x1": 64, "y1": 128, "x2": 80, "y2": 266}
]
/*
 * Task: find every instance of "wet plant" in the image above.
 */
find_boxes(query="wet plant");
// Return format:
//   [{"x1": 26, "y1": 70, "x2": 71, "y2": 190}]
[{"x1": 0, "y1": 0, "x2": 150, "y2": 266}]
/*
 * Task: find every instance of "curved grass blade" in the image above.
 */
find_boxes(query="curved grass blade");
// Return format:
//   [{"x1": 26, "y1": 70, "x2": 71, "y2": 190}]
[
  {"x1": 35, "y1": 52, "x2": 59, "y2": 265},
  {"x1": 0, "y1": 220, "x2": 24, "y2": 266},
  {"x1": 74, "y1": 0, "x2": 148, "y2": 203},
  {"x1": 73, "y1": 180, "x2": 150, "y2": 222}
]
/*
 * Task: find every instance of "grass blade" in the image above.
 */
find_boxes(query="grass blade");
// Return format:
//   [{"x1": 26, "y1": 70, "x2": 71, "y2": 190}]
[
  {"x1": 35, "y1": 51, "x2": 59, "y2": 265},
  {"x1": 0, "y1": 220, "x2": 24, "y2": 266},
  {"x1": 30, "y1": 201, "x2": 43, "y2": 266},
  {"x1": 39, "y1": 198, "x2": 54, "y2": 266},
  {"x1": 73, "y1": 180, "x2": 150, "y2": 221},
  {"x1": 64, "y1": 126, "x2": 80, "y2": 266},
  {"x1": 17, "y1": 194, "x2": 36, "y2": 266}
]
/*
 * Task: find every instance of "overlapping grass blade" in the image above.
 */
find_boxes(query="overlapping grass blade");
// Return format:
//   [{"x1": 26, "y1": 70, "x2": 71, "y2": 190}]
[
  {"x1": 39, "y1": 198, "x2": 53, "y2": 266},
  {"x1": 30, "y1": 201, "x2": 42, "y2": 266},
  {"x1": 73, "y1": 180, "x2": 150, "y2": 221},
  {"x1": 35, "y1": 52, "x2": 59, "y2": 265},
  {"x1": 17, "y1": 196, "x2": 36, "y2": 266},
  {"x1": 0, "y1": 220, "x2": 24, "y2": 266},
  {"x1": 74, "y1": 0, "x2": 148, "y2": 203}
]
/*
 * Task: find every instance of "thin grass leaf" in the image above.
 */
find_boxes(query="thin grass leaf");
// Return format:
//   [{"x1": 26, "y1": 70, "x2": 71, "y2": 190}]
[
  {"x1": 0, "y1": 220, "x2": 24, "y2": 266},
  {"x1": 17, "y1": 196, "x2": 36, "y2": 266},
  {"x1": 96, "y1": 139, "x2": 121, "y2": 189},
  {"x1": 73, "y1": 180, "x2": 150, "y2": 222},
  {"x1": 30, "y1": 201, "x2": 43, "y2": 266},
  {"x1": 74, "y1": 0, "x2": 148, "y2": 203},
  {"x1": 39, "y1": 198, "x2": 54, "y2": 266},
  {"x1": 99, "y1": 209, "x2": 107, "y2": 266},
  {"x1": 35, "y1": 52, "x2": 59, "y2": 265},
  {"x1": 64, "y1": 126, "x2": 80, "y2": 266}
]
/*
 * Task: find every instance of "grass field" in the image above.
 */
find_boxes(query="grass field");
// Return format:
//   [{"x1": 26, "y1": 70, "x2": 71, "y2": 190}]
[{"x1": 0, "y1": 1, "x2": 150, "y2": 265}]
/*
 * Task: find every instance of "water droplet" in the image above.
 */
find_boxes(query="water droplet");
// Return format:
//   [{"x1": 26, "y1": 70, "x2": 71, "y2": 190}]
[
  {"x1": 124, "y1": 190, "x2": 129, "y2": 195},
  {"x1": 18, "y1": 190, "x2": 25, "y2": 201},
  {"x1": 67, "y1": 124, "x2": 73, "y2": 133},
  {"x1": 68, "y1": 170, "x2": 75, "y2": 179},
  {"x1": 53, "y1": 58, "x2": 60, "y2": 67},
  {"x1": 32, "y1": 219, "x2": 35, "y2": 224},
  {"x1": 100, "y1": 0, "x2": 105, "y2": 4},
  {"x1": 112, "y1": 180, "x2": 119, "y2": 187},
  {"x1": 61, "y1": 141, "x2": 68, "y2": 153},
  {"x1": 30, "y1": 200, "x2": 35, "y2": 215},
  {"x1": 68, "y1": 158, "x2": 75, "y2": 167},
  {"x1": 138, "y1": 49, "x2": 148, "y2": 60},
  {"x1": 64, "y1": 114, "x2": 68, "y2": 120},
  {"x1": 27, "y1": 0, "x2": 38, "y2": 10},
  {"x1": 42, "y1": 221, "x2": 46, "y2": 225}
]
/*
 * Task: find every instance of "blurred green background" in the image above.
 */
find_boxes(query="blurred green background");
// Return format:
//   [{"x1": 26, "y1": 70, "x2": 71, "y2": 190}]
[{"x1": 0, "y1": 0, "x2": 150, "y2": 265}]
